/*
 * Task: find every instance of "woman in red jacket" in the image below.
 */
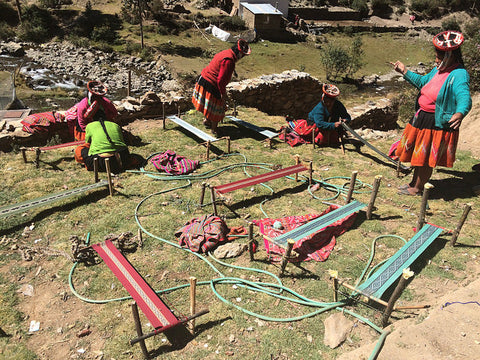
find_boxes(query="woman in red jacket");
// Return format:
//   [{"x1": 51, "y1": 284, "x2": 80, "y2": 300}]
[{"x1": 192, "y1": 39, "x2": 251, "y2": 135}]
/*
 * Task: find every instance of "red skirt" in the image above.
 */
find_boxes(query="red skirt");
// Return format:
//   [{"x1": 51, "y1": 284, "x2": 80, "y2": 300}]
[
  {"x1": 396, "y1": 110, "x2": 458, "y2": 168},
  {"x1": 191, "y1": 76, "x2": 225, "y2": 123}
]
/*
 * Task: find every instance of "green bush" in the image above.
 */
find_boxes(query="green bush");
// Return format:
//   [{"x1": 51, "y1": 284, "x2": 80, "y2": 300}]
[
  {"x1": 410, "y1": 0, "x2": 446, "y2": 19},
  {"x1": 351, "y1": 0, "x2": 369, "y2": 18},
  {"x1": 91, "y1": 25, "x2": 118, "y2": 43},
  {"x1": 320, "y1": 37, "x2": 365, "y2": 81},
  {"x1": 0, "y1": 23, "x2": 15, "y2": 40},
  {"x1": 441, "y1": 17, "x2": 461, "y2": 31},
  {"x1": 39, "y1": 0, "x2": 72, "y2": 9},
  {"x1": 17, "y1": 5, "x2": 59, "y2": 42},
  {"x1": 463, "y1": 18, "x2": 480, "y2": 38},
  {"x1": 371, "y1": 0, "x2": 392, "y2": 16}
]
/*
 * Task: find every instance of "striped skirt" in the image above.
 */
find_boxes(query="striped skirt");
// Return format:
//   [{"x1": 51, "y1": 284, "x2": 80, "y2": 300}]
[
  {"x1": 191, "y1": 76, "x2": 225, "y2": 123},
  {"x1": 396, "y1": 109, "x2": 458, "y2": 168}
]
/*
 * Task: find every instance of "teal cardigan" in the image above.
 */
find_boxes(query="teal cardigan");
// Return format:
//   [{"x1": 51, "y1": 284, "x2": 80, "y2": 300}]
[{"x1": 404, "y1": 66, "x2": 472, "y2": 129}]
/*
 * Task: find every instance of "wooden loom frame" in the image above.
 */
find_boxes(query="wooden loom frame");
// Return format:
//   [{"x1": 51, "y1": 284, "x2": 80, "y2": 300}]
[{"x1": 92, "y1": 240, "x2": 209, "y2": 359}]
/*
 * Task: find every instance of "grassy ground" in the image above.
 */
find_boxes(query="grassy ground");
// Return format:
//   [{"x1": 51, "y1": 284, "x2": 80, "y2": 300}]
[{"x1": 1, "y1": 105, "x2": 479, "y2": 359}]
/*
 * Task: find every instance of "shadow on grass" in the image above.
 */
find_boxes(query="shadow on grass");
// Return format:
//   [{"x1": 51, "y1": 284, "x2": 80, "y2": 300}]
[
  {"x1": 0, "y1": 188, "x2": 109, "y2": 236},
  {"x1": 429, "y1": 168, "x2": 480, "y2": 201},
  {"x1": 148, "y1": 316, "x2": 231, "y2": 358}
]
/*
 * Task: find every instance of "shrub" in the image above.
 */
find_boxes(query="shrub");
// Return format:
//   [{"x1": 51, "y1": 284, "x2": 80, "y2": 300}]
[
  {"x1": 441, "y1": 17, "x2": 461, "y2": 31},
  {"x1": 463, "y1": 18, "x2": 480, "y2": 38},
  {"x1": 410, "y1": 0, "x2": 446, "y2": 19},
  {"x1": 320, "y1": 37, "x2": 365, "y2": 81},
  {"x1": 17, "y1": 5, "x2": 59, "y2": 42},
  {"x1": 39, "y1": 0, "x2": 72, "y2": 9},
  {"x1": 91, "y1": 25, "x2": 118, "y2": 43},
  {"x1": 351, "y1": 0, "x2": 369, "y2": 18},
  {"x1": 0, "y1": 23, "x2": 15, "y2": 41}
]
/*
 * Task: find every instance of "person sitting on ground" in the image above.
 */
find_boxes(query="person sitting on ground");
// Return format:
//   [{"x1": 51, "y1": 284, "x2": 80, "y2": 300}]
[
  {"x1": 70, "y1": 80, "x2": 118, "y2": 141},
  {"x1": 74, "y1": 112, "x2": 138, "y2": 174},
  {"x1": 192, "y1": 39, "x2": 251, "y2": 136},
  {"x1": 288, "y1": 84, "x2": 351, "y2": 146},
  {"x1": 391, "y1": 30, "x2": 472, "y2": 196}
]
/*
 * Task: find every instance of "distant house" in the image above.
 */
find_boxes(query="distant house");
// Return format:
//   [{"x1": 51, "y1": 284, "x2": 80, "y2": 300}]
[
  {"x1": 238, "y1": 2, "x2": 284, "y2": 34},
  {"x1": 233, "y1": 0, "x2": 289, "y2": 17}
]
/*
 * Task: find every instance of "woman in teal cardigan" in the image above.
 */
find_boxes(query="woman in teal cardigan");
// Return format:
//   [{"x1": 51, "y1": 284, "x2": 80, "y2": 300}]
[{"x1": 390, "y1": 30, "x2": 472, "y2": 196}]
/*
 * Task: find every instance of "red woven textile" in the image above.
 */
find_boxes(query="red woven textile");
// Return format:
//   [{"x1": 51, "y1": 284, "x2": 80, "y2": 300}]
[
  {"x1": 92, "y1": 240, "x2": 179, "y2": 329},
  {"x1": 215, "y1": 164, "x2": 308, "y2": 194},
  {"x1": 21, "y1": 111, "x2": 65, "y2": 134},
  {"x1": 253, "y1": 205, "x2": 357, "y2": 262}
]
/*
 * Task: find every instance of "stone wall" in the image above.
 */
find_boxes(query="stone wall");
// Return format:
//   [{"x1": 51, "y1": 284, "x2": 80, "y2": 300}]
[{"x1": 226, "y1": 70, "x2": 324, "y2": 119}]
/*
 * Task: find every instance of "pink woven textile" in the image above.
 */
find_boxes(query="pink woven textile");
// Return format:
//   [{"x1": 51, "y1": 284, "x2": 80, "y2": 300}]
[{"x1": 253, "y1": 205, "x2": 357, "y2": 262}]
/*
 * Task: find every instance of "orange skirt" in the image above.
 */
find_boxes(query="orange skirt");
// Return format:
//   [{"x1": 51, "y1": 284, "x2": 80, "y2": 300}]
[
  {"x1": 191, "y1": 76, "x2": 225, "y2": 123},
  {"x1": 396, "y1": 110, "x2": 458, "y2": 168}
]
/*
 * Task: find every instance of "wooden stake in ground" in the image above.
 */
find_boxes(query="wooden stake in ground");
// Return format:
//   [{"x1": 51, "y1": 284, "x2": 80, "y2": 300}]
[
  {"x1": 367, "y1": 175, "x2": 382, "y2": 220},
  {"x1": 416, "y1": 183, "x2": 433, "y2": 232},
  {"x1": 450, "y1": 203, "x2": 472, "y2": 246},
  {"x1": 345, "y1": 171, "x2": 358, "y2": 204},
  {"x1": 382, "y1": 268, "x2": 414, "y2": 327},
  {"x1": 189, "y1": 277, "x2": 197, "y2": 334}
]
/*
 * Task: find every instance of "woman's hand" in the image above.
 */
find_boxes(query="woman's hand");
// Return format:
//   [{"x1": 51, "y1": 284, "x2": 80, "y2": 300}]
[
  {"x1": 389, "y1": 61, "x2": 407, "y2": 75},
  {"x1": 448, "y1": 112, "x2": 464, "y2": 130}
]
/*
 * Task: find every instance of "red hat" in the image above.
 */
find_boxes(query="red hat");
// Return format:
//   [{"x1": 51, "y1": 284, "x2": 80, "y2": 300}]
[
  {"x1": 87, "y1": 80, "x2": 108, "y2": 96},
  {"x1": 322, "y1": 84, "x2": 340, "y2": 98},
  {"x1": 433, "y1": 31, "x2": 464, "y2": 51},
  {"x1": 237, "y1": 39, "x2": 251, "y2": 55}
]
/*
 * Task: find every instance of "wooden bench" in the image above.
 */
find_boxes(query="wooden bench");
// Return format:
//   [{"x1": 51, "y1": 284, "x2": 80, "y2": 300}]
[
  {"x1": 0, "y1": 179, "x2": 109, "y2": 219},
  {"x1": 333, "y1": 223, "x2": 444, "y2": 325},
  {"x1": 261, "y1": 200, "x2": 366, "y2": 275},
  {"x1": 200, "y1": 161, "x2": 312, "y2": 216},
  {"x1": 92, "y1": 240, "x2": 208, "y2": 359},
  {"x1": 21, "y1": 140, "x2": 85, "y2": 168},
  {"x1": 225, "y1": 115, "x2": 278, "y2": 147},
  {"x1": 165, "y1": 115, "x2": 230, "y2": 159}
]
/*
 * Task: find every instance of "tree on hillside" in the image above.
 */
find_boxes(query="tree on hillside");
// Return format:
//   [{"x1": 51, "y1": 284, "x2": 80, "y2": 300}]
[
  {"x1": 122, "y1": 0, "x2": 152, "y2": 49},
  {"x1": 320, "y1": 37, "x2": 365, "y2": 81},
  {"x1": 15, "y1": 0, "x2": 22, "y2": 23}
]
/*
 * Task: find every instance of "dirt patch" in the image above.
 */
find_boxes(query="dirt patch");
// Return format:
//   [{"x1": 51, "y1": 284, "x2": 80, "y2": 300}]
[{"x1": 458, "y1": 93, "x2": 480, "y2": 160}]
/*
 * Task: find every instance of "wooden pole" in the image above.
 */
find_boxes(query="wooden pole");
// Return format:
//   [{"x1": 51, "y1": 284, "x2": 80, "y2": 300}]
[
  {"x1": 312, "y1": 130, "x2": 315, "y2": 149},
  {"x1": 283, "y1": 127, "x2": 287, "y2": 143},
  {"x1": 233, "y1": 102, "x2": 237, "y2": 117},
  {"x1": 248, "y1": 222, "x2": 254, "y2": 261},
  {"x1": 199, "y1": 182, "x2": 207, "y2": 206},
  {"x1": 131, "y1": 302, "x2": 150, "y2": 359},
  {"x1": 450, "y1": 203, "x2": 472, "y2": 246},
  {"x1": 279, "y1": 239, "x2": 295, "y2": 277},
  {"x1": 339, "y1": 133, "x2": 345, "y2": 155},
  {"x1": 177, "y1": 102, "x2": 181, "y2": 118},
  {"x1": 105, "y1": 158, "x2": 114, "y2": 197},
  {"x1": 209, "y1": 186, "x2": 217, "y2": 216},
  {"x1": 382, "y1": 268, "x2": 414, "y2": 327},
  {"x1": 333, "y1": 277, "x2": 339, "y2": 302},
  {"x1": 367, "y1": 175, "x2": 382, "y2": 220},
  {"x1": 21, "y1": 148, "x2": 27, "y2": 163},
  {"x1": 396, "y1": 160, "x2": 401, "y2": 178},
  {"x1": 189, "y1": 277, "x2": 197, "y2": 334},
  {"x1": 227, "y1": 137, "x2": 231, "y2": 154},
  {"x1": 35, "y1": 148, "x2": 41, "y2": 168},
  {"x1": 345, "y1": 171, "x2": 358, "y2": 204},
  {"x1": 137, "y1": 228, "x2": 143, "y2": 248},
  {"x1": 93, "y1": 157, "x2": 99, "y2": 183},
  {"x1": 295, "y1": 155, "x2": 300, "y2": 182},
  {"x1": 416, "y1": 183, "x2": 433, "y2": 232},
  {"x1": 206, "y1": 141, "x2": 211, "y2": 160},
  {"x1": 162, "y1": 102, "x2": 166, "y2": 129},
  {"x1": 308, "y1": 161, "x2": 313, "y2": 186}
]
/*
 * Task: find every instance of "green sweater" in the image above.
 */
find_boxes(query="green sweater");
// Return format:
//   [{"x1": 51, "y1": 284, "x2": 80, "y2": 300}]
[
  {"x1": 404, "y1": 66, "x2": 472, "y2": 129},
  {"x1": 85, "y1": 121, "x2": 127, "y2": 156}
]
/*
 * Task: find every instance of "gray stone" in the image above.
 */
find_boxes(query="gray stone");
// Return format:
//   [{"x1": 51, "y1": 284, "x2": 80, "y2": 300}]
[{"x1": 323, "y1": 312, "x2": 354, "y2": 348}]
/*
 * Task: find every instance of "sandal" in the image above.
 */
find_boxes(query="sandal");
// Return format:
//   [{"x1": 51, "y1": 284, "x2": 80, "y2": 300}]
[{"x1": 397, "y1": 187, "x2": 421, "y2": 196}]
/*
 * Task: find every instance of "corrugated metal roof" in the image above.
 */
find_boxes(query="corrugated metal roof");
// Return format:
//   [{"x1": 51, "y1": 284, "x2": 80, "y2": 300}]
[{"x1": 240, "y1": 2, "x2": 282, "y2": 15}]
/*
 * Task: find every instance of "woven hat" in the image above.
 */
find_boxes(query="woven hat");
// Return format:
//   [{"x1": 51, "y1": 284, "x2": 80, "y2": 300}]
[
  {"x1": 237, "y1": 39, "x2": 251, "y2": 55},
  {"x1": 322, "y1": 84, "x2": 340, "y2": 98},
  {"x1": 432, "y1": 31, "x2": 464, "y2": 51},
  {"x1": 87, "y1": 80, "x2": 108, "y2": 96}
]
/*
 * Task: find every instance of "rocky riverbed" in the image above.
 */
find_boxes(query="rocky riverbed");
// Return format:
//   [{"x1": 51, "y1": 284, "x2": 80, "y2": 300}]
[{"x1": 0, "y1": 40, "x2": 181, "y2": 100}]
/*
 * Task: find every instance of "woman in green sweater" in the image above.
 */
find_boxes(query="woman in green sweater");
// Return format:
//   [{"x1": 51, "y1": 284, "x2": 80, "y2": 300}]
[{"x1": 390, "y1": 30, "x2": 472, "y2": 196}]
